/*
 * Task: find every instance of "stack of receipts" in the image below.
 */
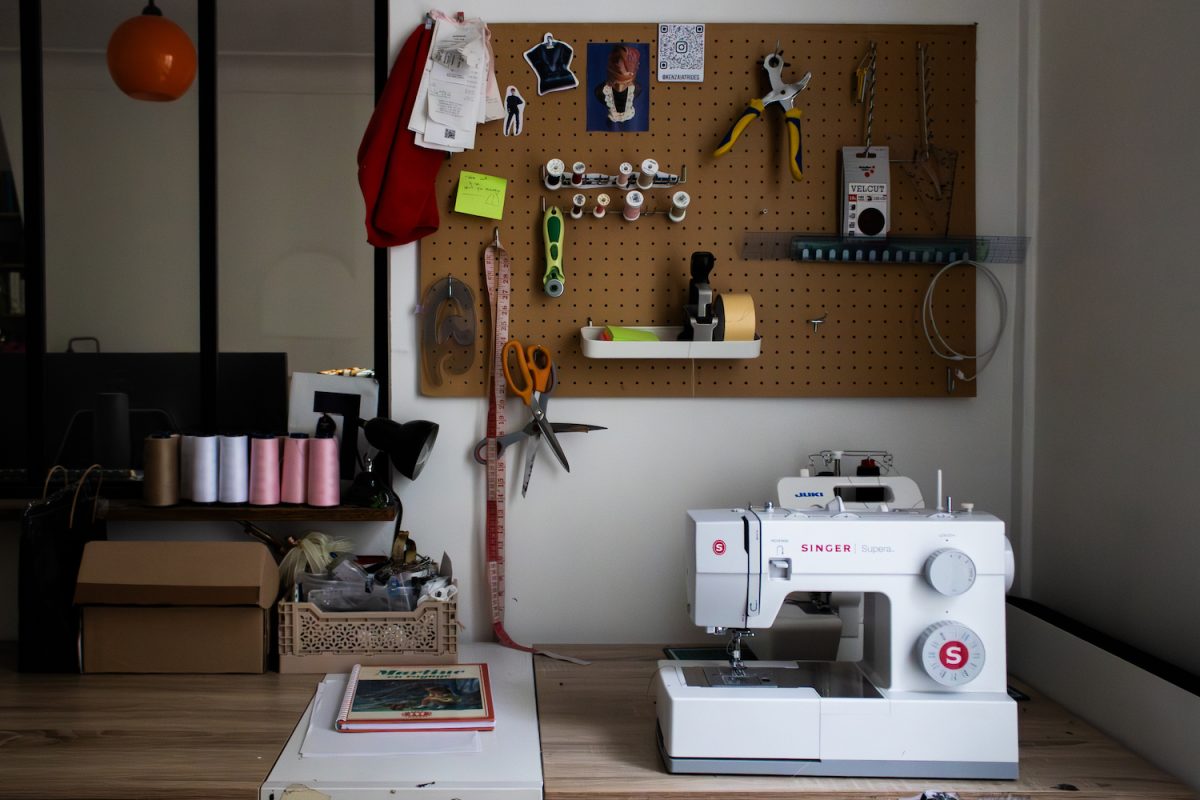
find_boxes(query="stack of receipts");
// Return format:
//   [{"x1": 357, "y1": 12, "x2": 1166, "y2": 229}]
[{"x1": 409, "y1": 11, "x2": 504, "y2": 152}]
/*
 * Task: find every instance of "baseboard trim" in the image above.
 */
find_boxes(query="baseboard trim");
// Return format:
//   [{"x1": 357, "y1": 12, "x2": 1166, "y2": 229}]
[{"x1": 1007, "y1": 599, "x2": 1200, "y2": 792}]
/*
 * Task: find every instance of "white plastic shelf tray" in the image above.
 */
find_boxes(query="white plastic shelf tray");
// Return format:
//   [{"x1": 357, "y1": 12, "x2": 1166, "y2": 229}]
[{"x1": 579, "y1": 326, "x2": 761, "y2": 359}]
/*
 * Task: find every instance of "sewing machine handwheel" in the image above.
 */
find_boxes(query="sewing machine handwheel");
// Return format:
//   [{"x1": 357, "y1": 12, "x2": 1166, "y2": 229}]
[{"x1": 918, "y1": 620, "x2": 986, "y2": 686}]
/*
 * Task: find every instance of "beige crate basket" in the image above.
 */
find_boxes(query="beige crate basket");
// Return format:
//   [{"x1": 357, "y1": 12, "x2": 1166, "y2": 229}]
[{"x1": 277, "y1": 591, "x2": 457, "y2": 674}]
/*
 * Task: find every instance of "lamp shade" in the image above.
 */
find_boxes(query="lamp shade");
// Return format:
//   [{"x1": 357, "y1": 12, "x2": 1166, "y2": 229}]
[
  {"x1": 363, "y1": 418, "x2": 439, "y2": 480},
  {"x1": 107, "y1": 2, "x2": 196, "y2": 102}
]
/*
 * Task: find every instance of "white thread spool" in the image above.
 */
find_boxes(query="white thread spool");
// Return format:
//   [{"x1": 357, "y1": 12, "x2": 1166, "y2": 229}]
[
  {"x1": 545, "y1": 158, "x2": 565, "y2": 189},
  {"x1": 622, "y1": 190, "x2": 644, "y2": 222},
  {"x1": 571, "y1": 161, "x2": 586, "y2": 186},
  {"x1": 669, "y1": 190, "x2": 691, "y2": 223},
  {"x1": 570, "y1": 193, "x2": 586, "y2": 219},
  {"x1": 616, "y1": 162, "x2": 633, "y2": 188},
  {"x1": 593, "y1": 193, "x2": 611, "y2": 218},
  {"x1": 636, "y1": 158, "x2": 658, "y2": 190}
]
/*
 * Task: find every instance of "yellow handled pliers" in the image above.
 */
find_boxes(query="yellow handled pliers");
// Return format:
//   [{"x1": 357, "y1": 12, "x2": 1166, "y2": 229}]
[{"x1": 713, "y1": 49, "x2": 812, "y2": 180}]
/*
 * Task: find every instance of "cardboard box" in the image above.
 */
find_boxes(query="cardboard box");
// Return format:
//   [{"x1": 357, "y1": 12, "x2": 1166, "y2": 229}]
[{"x1": 74, "y1": 540, "x2": 277, "y2": 673}]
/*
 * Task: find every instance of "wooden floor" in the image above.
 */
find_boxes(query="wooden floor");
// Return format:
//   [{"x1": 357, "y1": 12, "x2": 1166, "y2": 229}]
[{"x1": 534, "y1": 644, "x2": 1198, "y2": 800}]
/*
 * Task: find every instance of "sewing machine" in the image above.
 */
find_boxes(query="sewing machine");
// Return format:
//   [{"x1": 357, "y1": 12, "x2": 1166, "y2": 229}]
[{"x1": 655, "y1": 501, "x2": 1018, "y2": 779}]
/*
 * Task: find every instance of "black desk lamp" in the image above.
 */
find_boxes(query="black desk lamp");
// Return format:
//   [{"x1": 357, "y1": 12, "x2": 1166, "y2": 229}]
[{"x1": 344, "y1": 417, "x2": 439, "y2": 509}]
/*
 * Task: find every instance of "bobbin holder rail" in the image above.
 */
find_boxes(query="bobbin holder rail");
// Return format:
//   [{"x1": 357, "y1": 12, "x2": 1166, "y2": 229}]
[{"x1": 419, "y1": 22, "x2": 979, "y2": 398}]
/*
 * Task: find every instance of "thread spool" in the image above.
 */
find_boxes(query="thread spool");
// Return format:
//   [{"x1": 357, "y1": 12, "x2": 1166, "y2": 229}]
[
  {"x1": 593, "y1": 193, "x2": 611, "y2": 218},
  {"x1": 218, "y1": 434, "x2": 249, "y2": 503},
  {"x1": 142, "y1": 433, "x2": 180, "y2": 507},
  {"x1": 570, "y1": 161, "x2": 586, "y2": 186},
  {"x1": 616, "y1": 161, "x2": 633, "y2": 188},
  {"x1": 280, "y1": 433, "x2": 309, "y2": 504},
  {"x1": 622, "y1": 190, "x2": 643, "y2": 222},
  {"x1": 544, "y1": 157, "x2": 564, "y2": 189},
  {"x1": 669, "y1": 190, "x2": 691, "y2": 223},
  {"x1": 570, "y1": 193, "x2": 586, "y2": 219},
  {"x1": 636, "y1": 158, "x2": 658, "y2": 190},
  {"x1": 248, "y1": 434, "x2": 281, "y2": 506},
  {"x1": 186, "y1": 434, "x2": 220, "y2": 503},
  {"x1": 306, "y1": 433, "x2": 340, "y2": 507}
]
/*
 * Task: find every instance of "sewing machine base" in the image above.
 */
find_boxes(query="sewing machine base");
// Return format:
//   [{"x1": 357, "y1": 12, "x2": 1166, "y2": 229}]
[
  {"x1": 655, "y1": 659, "x2": 1018, "y2": 779},
  {"x1": 656, "y1": 726, "x2": 1018, "y2": 779}
]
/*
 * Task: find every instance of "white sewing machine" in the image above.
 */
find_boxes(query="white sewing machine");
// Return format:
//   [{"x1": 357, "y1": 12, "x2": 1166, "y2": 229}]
[{"x1": 655, "y1": 501, "x2": 1018, "y2": 779}]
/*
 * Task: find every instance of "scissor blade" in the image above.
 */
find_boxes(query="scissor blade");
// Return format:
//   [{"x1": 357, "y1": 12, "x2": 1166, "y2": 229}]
[
  {"x1": 521, "y1": 435, "x2": 538, "y2": 496},
  {"x1": 535, "y1": 417, "x2": 570, "y2": 472}
]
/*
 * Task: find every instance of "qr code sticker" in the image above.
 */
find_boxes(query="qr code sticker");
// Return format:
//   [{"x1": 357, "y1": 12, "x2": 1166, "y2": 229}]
[{"x1": 657, "y1": 23, "x2": 705, "y2": 83}]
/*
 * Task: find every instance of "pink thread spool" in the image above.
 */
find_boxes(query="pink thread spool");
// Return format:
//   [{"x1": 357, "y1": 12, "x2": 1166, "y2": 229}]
[
  {"x1": 306, "y1": 433, "x2": 340, "y2": 507},
  {"x1": 593, "y1": 193, "x2": 611, "y2": 218},
  {"x1": 280, "y1": 433, "x2": 308, "y2": 504},
  {"x1": 570, "y1": 193, "x2": 586, "y2": 219},
  {"x1": 571, "y1": 161, "x2": 586, "y2": 186},
  {"x1": 248, "y1": 434, "x2": 281, "y2": 505},
  {"x1": 622, "y1": 190, "x2": 644, "y2": 222},
  {"x1": 616, "y1": 161, "x2": 633, "y2": 188}
]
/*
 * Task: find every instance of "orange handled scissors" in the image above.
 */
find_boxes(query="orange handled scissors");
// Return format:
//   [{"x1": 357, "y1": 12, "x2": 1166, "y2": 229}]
[{"x1": 502, "y1": 340, "x2": 570, "y2": 472}]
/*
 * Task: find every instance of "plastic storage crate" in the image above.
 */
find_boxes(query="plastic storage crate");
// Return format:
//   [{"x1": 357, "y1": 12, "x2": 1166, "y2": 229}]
[{"x1": 277, "y1": 592, "x2": 457, "y2": 673}]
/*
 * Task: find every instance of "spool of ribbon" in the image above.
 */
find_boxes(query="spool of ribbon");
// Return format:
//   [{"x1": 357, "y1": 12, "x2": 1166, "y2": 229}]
[
  {"x1": 280, "y1": 433, "x2": 309, "y2": 504},
  {"x1": 142, "y1": 433, "x2": 180, "y2": 507},
  {"x1": 248, "y1": 434, "x2": 281, "y2": 506},
  {"x1": 306, "y1": 433, "x2": 340, "y2": 507},
  {"x1": 218, "y1": 434, "x2": 250, "y2": 503}
]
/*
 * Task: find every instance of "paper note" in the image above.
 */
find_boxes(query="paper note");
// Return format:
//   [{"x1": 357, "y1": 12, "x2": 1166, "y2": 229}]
[{"x1": 454, "y1": 171, "x2": 507, "y2": 219}]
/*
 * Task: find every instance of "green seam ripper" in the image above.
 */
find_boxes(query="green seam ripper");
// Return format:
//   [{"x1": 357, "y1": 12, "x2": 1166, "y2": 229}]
[{"x1": 543, "y1": 205, "x2": 565, "y2": 297}]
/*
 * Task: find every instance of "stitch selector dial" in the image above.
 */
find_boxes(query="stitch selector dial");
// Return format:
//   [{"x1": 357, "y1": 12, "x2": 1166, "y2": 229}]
[
  {"x1": 923, "y1": 547, "x2": 976, "y2": 596},
  {"x1": 918, "y1": 620, "x2": 986, "y2": 686}
]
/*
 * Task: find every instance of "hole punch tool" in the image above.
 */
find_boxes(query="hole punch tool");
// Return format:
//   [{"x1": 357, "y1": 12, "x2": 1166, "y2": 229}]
[
  {"x1": 713, "y1": 46, "x2": 812, "y2": 180},
  {"x1": 471, "y1": 341, "x2": 605, "y2": 495}
]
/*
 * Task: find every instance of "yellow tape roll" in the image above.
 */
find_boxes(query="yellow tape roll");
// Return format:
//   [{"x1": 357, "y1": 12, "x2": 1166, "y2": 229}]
[{"x1": 714, "y1": 293, "x2": 756, "y2": 341}]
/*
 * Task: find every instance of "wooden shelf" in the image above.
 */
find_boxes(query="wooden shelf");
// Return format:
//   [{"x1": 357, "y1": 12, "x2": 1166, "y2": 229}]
[{"x1": 100, "y1": 500, "x2": 398, "y2": 522}]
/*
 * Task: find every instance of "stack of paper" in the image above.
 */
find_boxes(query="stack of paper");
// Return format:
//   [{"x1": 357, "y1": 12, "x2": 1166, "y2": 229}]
[{"x1": 409, "y1": 12, "x2": 503, "y2": 152}]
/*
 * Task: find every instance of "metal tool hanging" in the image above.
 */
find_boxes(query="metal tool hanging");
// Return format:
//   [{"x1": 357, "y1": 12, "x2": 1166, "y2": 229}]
[
  {"x1": 901, "y1": 42, "x2": 958, "y2": 234},
  {"x1": 713, "y1": 46, "x2": 812, "y2": 180}
]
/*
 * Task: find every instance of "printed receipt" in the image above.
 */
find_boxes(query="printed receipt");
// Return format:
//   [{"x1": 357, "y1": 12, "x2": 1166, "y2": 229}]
[{"x1": 409, "y1": 16, "x2": 488, "y2": 151}]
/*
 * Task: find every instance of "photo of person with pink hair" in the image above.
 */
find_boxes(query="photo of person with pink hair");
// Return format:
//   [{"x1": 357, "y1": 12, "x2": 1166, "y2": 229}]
[{"x1": 587, "y1": 42, "x2": 650, "y2": 132}]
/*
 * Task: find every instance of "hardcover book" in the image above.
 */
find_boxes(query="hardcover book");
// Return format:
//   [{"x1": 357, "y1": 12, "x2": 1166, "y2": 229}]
[{"x1": 335, "y1": 663, "x2": 495, "y2": 732}]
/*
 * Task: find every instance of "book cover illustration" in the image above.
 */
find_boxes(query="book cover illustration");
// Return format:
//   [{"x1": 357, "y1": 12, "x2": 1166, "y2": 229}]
[{"x1": 337, "y1": 664, "x2": 494, "y2": 731}]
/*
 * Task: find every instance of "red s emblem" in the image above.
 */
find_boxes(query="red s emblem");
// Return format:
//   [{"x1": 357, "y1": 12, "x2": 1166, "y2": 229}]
[{"x1": 712, "y1": 539, "x2": 726, "y2": 555}]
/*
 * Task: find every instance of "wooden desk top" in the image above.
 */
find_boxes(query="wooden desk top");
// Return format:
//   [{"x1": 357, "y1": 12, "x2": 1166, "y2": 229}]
[
  {"x1": 0, "y1": 646, "x2": 320, "y2": 800},
  {"x1": 533, "y1": 644, "x2": 1197, "y2": 800},
  {"x1": 0, "y1": 643, "x2": 1194, "y2": 800}
]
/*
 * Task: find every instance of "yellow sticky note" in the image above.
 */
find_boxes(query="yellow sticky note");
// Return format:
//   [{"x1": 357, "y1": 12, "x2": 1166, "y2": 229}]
[{"x1": 454, "y1": 171, "x2": 507, "y2": 220}]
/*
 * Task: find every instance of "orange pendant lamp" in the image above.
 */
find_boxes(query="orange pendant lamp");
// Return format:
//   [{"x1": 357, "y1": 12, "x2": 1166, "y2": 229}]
[{"x1": 106, "y1": 1, "x2": 197, "y2": 102}]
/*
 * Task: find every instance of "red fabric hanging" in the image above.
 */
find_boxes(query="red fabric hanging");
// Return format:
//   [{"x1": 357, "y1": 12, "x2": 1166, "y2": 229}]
[{"x1": 358, "y1": 23, "x2": 444, "y2": 247}]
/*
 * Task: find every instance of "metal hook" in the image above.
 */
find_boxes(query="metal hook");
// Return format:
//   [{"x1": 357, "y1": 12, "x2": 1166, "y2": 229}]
[
  {"x1": 493, "y1": 227, "x2": 502, "y2": 249},
  {"x1": 807, "y1": 312, "x2": 828, "y2": 334}
]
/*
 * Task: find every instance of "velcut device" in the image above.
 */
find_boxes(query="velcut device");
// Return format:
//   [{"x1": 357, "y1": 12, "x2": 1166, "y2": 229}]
[{"x1": 654, "y1": 501, "x2": 1018, "y2": 779}]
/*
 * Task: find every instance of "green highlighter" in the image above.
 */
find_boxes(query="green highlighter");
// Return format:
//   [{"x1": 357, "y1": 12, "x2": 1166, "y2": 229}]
[{"x1": 543, "y1": 205, "x2": 565, "y2": 297}]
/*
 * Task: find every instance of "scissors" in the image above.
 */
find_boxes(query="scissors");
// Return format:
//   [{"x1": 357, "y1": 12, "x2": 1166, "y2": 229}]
[{"x1": 472, "y1": 340, "x2": 605, "y2": 495}]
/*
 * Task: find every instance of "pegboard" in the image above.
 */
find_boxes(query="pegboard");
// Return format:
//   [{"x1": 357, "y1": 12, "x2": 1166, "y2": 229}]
[{"x1": 419, "y1": 23, "x2": 977, "y2": 398}]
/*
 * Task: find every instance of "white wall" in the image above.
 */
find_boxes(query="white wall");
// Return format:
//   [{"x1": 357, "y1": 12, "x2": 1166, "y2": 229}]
[
  {"x1": 386, "y1": 0, "x2": 1028, "y2": 645},
  {"x1": 1031, "y1": 0, "x2": 1200, "y2": 677}
]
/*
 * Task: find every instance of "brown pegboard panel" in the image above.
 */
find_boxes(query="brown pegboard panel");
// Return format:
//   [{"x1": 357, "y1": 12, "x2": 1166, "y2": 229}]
[{"x1": 419, "y1": 23, "x2": 976, "y2": 398}]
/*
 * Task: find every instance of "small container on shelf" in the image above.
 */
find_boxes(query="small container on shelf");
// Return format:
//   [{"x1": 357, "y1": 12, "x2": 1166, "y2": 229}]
[{"x1": 580, "y1": 325, "x2": 761, "y2": 359}]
